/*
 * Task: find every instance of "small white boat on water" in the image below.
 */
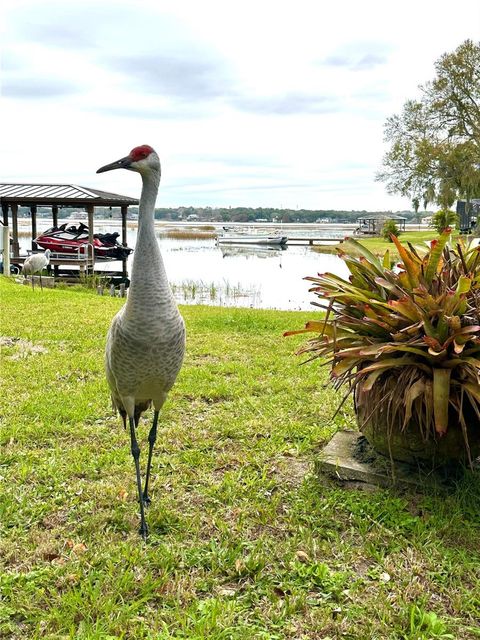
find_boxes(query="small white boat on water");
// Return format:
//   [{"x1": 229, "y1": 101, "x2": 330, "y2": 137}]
[{"x1": 216, "y1": 227, "x2": 288, "y2": 246}]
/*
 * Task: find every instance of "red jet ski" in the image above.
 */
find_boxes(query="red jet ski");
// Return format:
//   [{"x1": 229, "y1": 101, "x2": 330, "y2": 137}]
[{"x1": 35, "y1": 223, "x2": 133, "y2": 260}]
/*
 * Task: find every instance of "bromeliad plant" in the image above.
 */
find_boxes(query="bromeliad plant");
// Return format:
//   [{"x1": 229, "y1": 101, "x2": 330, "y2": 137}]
[{"x1": 286, "y1": 230, "x2": 480, "y2": 463}]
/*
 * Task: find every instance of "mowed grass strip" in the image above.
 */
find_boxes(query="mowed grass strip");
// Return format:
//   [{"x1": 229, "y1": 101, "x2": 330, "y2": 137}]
[
  {"x1": 0, "y1": 277, "x2": 479, "y2": 639},
  {"x1": 313, "y1": 230, "x2": 460, "y2": 258}
]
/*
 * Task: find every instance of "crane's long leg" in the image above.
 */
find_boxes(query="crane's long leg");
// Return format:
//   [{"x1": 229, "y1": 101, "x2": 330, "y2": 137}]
[
  {"x1": 39, "y1": 273, "x2": 43, "y2": 292},
  {"x1": 143, "y1": 410, "x2": 159, "y2": 505},
  {"x1": 128, "y1": 414, "x2": 148, "y2": 540}
]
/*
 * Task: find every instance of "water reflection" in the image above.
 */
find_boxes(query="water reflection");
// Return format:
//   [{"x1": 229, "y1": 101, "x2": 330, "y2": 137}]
[
  {"x1": 219, "y1": 244, "x2": 287, "y2": 259},
  {"x1": 155, "y1": 237, "x2": 349, "y2": 310}
]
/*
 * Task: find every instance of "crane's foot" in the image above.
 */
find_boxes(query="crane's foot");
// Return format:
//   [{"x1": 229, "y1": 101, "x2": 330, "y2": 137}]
[{"x1": 139, "y1": 521, "x2": 149, "y2": 540}]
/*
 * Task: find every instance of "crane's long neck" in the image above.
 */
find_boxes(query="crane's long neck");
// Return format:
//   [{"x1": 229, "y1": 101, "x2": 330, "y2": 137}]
[{"x1": 124, "y1": 170, "x2": 179, "y2": 328}]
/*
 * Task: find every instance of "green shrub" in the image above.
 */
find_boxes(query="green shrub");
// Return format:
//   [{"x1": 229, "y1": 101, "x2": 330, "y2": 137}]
[
  {"x1": 431, "y1": 209, "x2": 459, "y2": 234},
  {"x1": 381, "y1": 219, "x2": 400, "y2": 241}
]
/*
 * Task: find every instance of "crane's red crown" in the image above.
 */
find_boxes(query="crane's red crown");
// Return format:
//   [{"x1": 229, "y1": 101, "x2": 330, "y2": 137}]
[{"x1": 129, "y1": 145, "x2": 155, "y2": 162}]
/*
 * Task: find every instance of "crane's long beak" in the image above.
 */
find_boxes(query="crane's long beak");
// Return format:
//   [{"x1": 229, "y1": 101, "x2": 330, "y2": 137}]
[{"x1": 96, "y1": 155, "x2": 133, "y2": 173}]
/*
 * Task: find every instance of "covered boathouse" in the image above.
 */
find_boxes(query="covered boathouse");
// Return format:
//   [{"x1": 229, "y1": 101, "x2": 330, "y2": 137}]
[
  {"x1": 354, "y1": 213, "x2": 407, "y2": 235},
  {"x1": 0, "y1": 183, "x2": 139, "y2": 278}
]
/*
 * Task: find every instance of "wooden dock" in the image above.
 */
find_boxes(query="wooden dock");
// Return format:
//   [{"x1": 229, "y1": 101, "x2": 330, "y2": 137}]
[
  {"x1": 11, "y1": 250, "x2": 95, "y2": 276},
  {"x1": 286, "y1": 237, "x2": 344, "y2": 246}
]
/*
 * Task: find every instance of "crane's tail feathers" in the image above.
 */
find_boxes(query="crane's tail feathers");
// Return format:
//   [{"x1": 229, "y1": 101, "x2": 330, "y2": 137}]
[{"x1": 115, "y1": 398, "x2": 151, "y2": 429}]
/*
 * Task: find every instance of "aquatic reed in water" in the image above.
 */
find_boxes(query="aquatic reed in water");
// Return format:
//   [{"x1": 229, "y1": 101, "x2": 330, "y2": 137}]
[
  {"x1": 170, "y1": 278, "x2": 260, "y2": 305},
  {"x1": 161, "y1": 228, "x2": 217, "y2": 240}
]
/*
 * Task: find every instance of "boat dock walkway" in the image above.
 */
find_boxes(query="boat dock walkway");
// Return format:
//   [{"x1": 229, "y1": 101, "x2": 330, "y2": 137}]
[{"x1": 286, "y1": 237, "x2": 345, "y2": 246}]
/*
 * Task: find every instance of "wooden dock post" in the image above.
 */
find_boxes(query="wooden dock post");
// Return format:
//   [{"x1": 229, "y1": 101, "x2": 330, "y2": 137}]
[
  {"x1": 2, "y1": 224, "x2": 10, "y2": 275},
  {"x1": 30, "y1": 205, "x2": 37, "y2": 251},
  {"x1": 121, "y1": 205, "x2": 128, "y2": 278},
  {"x1": 86, "y1": 204, "x2": 95, "y2": 275},
  {"x1": 11, "y1": 204, "x2": 19, "y2": 257},
  {"x1": 51, "y1": 205, "x2": 59, "y2": 277}
]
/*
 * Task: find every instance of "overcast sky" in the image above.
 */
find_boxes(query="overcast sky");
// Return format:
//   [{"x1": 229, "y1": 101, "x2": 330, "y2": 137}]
[{"x1": 2, "y1": 0, "x2": 479, "y2": 211}]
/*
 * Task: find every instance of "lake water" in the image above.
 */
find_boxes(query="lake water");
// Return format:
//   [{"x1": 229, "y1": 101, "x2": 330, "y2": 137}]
[
  {"x1": 18, "y1": 221, "x2": 351, "y2": 310},
  {"x1": 138, "y1": 236, "x2": 350, "y2": 310}
]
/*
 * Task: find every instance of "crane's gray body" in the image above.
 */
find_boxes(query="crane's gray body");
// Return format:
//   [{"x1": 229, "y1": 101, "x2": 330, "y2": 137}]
[
  {"x1": 105, "y1": 160, "x2": 185, "y2": 421},
  {"x1": 22, "y1": 249, "x2": 51, "y2": 290},
  {"x1": 22, "y1": 249, "x2": 51, "y2": 276},
  {"x1": 98, "y1": 145, "x2": 184, "y2": 538}
]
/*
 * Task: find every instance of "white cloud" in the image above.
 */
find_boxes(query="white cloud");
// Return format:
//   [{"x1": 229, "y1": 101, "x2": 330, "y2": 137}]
[{"x1": 1, "y1": 0, "x2": 479, "y2": 210}]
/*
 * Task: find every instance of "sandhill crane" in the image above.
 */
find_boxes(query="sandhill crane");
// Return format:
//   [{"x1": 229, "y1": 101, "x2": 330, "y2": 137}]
[
  {"x1": 22, "y1": 249, "x2": 51, "y2": 290},
  {"x1": 97, "y1": 145, "x2": 185, "y2": 540}
]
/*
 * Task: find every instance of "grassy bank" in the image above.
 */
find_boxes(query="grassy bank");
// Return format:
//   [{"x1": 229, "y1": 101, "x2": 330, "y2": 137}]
[
  {"x1": 0, "y1": 277, "x2": 479, "y2": 639},
  {"x1": 313, "y1": 230, "x2": 459, "y2": 258}
]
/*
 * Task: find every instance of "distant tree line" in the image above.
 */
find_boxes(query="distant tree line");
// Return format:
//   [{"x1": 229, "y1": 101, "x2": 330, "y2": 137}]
[
  {"x1": 27, "y1": 205, "x2": 420, "y2": 224},
  {"x1": 152, "y1": 206, "x2": 418, "y2": 224}
]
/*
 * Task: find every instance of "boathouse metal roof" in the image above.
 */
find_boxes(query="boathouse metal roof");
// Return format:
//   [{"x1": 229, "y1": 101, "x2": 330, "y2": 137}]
[
  {"x1": 356, "y1": 213, "x2": 407, "y2": 221},
  {"x1": 0, "y1": 183, "x2": 139, "y2": 206}
]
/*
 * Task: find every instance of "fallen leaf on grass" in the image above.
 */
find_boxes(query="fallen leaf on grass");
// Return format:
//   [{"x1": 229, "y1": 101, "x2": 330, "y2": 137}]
[
  {"x1": 66, "y1": 540, "x2": 87, "y2": 555},
  {"x1": 296, "y1": 550, "x2": 310, "y2": 563},
  {"x1": 234, "y1": 558, "x2": 244, "y2": 573}
]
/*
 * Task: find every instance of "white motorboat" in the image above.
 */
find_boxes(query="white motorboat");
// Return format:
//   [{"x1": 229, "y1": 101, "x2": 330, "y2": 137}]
[{"x1": 216, "y1": 228, "x2": 288, "y2": 246}]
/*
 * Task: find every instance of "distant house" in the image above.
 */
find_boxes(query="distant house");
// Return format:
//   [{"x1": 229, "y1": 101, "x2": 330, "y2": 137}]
[
  {"x1": 186, "y1": 214, "x2": 199, "y2": 221},
  {"x1": 354, "y1": 214, "x2": 406, "y2": 235},
  {"x1": 456, "y1": 199, "x2": 479, "y2": 233}
]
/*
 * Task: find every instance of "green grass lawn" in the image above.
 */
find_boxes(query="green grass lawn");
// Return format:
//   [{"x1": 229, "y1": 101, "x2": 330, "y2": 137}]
[
  {"x1": 351, "y1": 230, "x2": 440, "y2": 255},
  {"x1": 314, "y1": 230, "x2": 460, "y2": 258},
  {"x1": 1, "y1": 277, "x2": 479, "y2": 639}
]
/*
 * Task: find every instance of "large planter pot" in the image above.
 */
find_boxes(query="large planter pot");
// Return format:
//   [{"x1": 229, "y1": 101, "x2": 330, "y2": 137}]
[{"x1": 355, "y1": 379, "x2": 480, "y2": 466}]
